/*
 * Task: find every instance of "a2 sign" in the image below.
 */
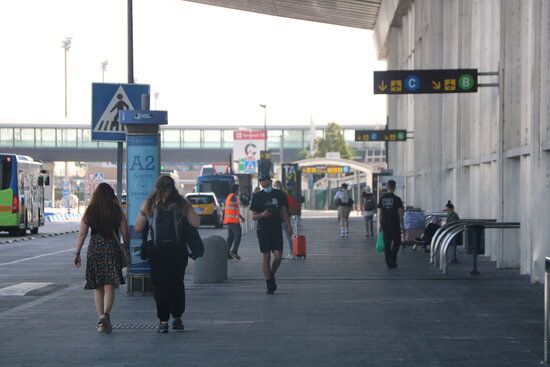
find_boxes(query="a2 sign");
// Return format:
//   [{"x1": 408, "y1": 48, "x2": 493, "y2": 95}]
[{"x1": 374, "y1": 69, "x2": 478, "y2": 95}]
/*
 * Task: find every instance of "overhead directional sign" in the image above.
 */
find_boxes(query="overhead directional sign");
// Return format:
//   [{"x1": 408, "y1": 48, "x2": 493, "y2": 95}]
[
  {"x1": 374, "y1": 69, "x2": 478, "y2": 94},
  {"x1": 302, "y1": 166, "x2": 350, "y2": 175},
  {"x1": 355, "y1": 130, "x2": 407, "y2": 142},
  {"x1": 91, "y1": 83, "x2": 150, "y2": 141}
]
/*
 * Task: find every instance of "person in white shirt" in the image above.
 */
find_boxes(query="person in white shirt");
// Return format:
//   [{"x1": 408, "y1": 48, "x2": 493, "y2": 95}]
[{"x1": 334, "y1": 183, "x2": 353, "y2": 237}]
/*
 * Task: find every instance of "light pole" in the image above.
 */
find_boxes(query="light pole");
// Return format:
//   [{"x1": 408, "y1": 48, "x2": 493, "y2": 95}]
[
  {"x1": 61, "y1": 37, "x2": 72, "y2": 118},
  {"x1": 259, "y1": 104, "x2": 267, "y2": 151},
  {"x1": 100, "y1": 60, "x2": 108, "y2": 82},
  {"x1": 154, "y1": 92, "x2": 159, "y2": 109}
]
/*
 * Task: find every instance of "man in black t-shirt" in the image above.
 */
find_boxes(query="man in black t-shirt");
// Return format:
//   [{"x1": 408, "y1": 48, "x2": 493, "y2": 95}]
[
  {"x1": 377, "y1": 180, "x2": 404, "y2": 269},
  {"x1": 250, "y1": 175, "x2": 293, "y2": 294}
]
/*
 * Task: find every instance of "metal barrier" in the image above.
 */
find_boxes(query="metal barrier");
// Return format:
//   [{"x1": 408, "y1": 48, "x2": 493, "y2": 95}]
[
  {"x1": 439, "y1": 221, "x2": 520, "y2": 274},
  {"x1": 239, "y1": 207, "x2": 257, "y2": 234},
  {"x1": 431, "y1": 219, "x2": 497, "y2": 266},
  {"x1": 545, "y1": 257, "x2": 550, "y2": 362}
]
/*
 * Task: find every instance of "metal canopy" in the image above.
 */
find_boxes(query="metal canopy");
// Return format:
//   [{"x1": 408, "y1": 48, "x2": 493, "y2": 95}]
[{"x1": 181, "y1": 0, "x2": 382, "y2": 30}]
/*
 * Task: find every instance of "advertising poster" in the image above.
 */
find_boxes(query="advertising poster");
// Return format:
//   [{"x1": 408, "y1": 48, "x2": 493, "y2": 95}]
[
  {"x1": 232, "y1": 130, "x2": 265, "y2": 174},
  {"x1": 127, "y1": 134, "x2": 160, "y2": 268}
]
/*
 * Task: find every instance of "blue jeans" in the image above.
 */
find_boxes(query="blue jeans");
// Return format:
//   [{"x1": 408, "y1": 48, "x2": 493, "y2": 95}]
[{"x1": 364, "y1": 215, "x2": 374, "y2": 235}]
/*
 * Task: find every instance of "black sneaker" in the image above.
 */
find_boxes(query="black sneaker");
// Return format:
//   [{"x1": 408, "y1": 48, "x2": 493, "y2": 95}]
[
  {"x1": 157, "y1": 322, "x2": 169, "y2": 333},
  {"x1": 172, "y1": 318, "x2": 184, "y2": 330},
  {"x1": 230, "y1": 252, "x2": 241, "y2": 260},
  {"x1": 266, "y1": 279, "x2": 275, "y2": 294},
  {"x1": 271, "y1": 275, "x2": 277, "y2": 292}
]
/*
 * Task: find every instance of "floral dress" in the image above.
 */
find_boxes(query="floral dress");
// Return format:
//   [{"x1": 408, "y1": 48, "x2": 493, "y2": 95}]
[{"x1": 84, "y1": 228, "x2": 125, "y2": 290}]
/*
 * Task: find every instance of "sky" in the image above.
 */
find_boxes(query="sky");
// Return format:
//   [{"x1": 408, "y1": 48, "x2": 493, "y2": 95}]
[{"x1": 0, "y1": 0, "x2": 387, "y2": 127}]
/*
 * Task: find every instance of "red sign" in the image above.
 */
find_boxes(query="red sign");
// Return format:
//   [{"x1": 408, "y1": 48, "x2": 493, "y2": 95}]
[{"x1": 234, "y1": 130, "x2": 266, "y2": 140}]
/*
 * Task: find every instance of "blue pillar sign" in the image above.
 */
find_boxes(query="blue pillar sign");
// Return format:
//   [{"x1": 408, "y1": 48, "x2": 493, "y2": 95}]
[
  {"x1": 127, "y1": 135, "x2": 160, "y2": 266},
  {"x1": 121, "y1": 108, "x2": 167, "y2": 280}
]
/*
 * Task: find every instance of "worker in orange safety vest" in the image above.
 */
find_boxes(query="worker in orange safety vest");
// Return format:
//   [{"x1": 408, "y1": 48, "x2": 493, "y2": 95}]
[{"x1": 224, "y1": 184, "x2": 245, "y2": 260}]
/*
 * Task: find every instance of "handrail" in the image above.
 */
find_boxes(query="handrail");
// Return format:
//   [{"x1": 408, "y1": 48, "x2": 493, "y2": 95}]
[
  {"x1": 440, "y1": 222, "x2": 520, "y2": 274},
  {"x1": 431, "y1": 219, "x2": 497, "y2": 265}
]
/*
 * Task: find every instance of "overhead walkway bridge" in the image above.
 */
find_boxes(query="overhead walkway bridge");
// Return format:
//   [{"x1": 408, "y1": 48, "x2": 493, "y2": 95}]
[{"x1": 0, "y1": 123, "x2": 385, "y2": 163}]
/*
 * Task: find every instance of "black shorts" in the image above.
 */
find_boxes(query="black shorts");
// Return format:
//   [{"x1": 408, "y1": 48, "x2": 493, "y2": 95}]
[{"x1": 257, "y1": 227, "x2": 283, "y2": 253}]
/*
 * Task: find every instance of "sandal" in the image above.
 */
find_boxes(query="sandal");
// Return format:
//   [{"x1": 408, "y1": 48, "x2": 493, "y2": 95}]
[
  {"x1": 100, "y1": 313, "x2": 112, "y2": 334},
  {"x1": 96, "y1": 320, "x2": 105, "y2": 333}
]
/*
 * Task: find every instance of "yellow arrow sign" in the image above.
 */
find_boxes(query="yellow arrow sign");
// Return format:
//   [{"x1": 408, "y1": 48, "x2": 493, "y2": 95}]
[
  {"x1": 432, "y1": 80, "x2": 441, "y2": 90},
  {"x1": 378, "y1": 80, "x2": 387, "y2": 92}
]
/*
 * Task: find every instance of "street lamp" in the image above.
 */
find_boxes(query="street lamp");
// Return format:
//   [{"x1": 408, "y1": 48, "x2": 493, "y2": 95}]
[
  {"x1": 259, "y1": 104, "x2": 267, "y2": 151},
  {"x1": 154, "y1": 91, "x2": 159, "y2": 109},
  {"x1": 100, "y1": 60, "x2": 108, "y2": 82},
  {"x1": 61, "y1": 37, "x2": 72, "y2": 118}
]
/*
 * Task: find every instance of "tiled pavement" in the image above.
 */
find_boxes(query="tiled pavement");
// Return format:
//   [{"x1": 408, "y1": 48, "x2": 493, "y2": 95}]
[{"x1": 0, "y1": 211, "x2": 544, "y2": 366}]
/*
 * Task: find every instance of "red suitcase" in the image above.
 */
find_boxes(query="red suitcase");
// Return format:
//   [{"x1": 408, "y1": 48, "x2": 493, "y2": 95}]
[{"x1": 292, "y1": 235, "x2": 306, "y2": 258}]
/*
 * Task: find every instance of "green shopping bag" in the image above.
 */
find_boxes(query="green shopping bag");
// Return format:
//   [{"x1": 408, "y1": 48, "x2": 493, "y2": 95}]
[{"x1": 375, "y1": 232, "x2": 385, "y2": 254}]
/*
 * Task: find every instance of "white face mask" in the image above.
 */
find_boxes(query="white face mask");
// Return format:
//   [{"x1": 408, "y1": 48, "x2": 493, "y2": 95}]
[{"x1": 273, "y1": 186, "x2": 281, "y2": 190}]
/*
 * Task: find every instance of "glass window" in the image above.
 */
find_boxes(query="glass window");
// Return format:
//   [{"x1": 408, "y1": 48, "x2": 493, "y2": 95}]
[
  {"x1": 0, "y1": 156, "x2": 13, "y2": 189},
  {"x1": 77, "y1": 129, "x2": 96, "y2": 148},
  {"x1": 98, "y1": 141, "x2": 117, "y2": 148},
  {"x1": 0, "y1": 128, "x2": 13, "y2": 147},
  {"x1": 183, "y1": 130, "x2": 201, "y2": 148},
  {"x1": 223, "y1": 130, "x2": 234, "y2": 148},
  {"x1": 267, "y1": 129, "x2": 281, "y2": 149},
  {"x1": 203, "y1": 130, "x2": 221, "y2": 148},
  {"x1": 58, "y1": 129, "x2": 77, "y2": 147},
  {"x1": 14, "y1": 128, "x2": 35, "y2": 147},
  {"x1": 283, "y1": 129, "x2": 302, "y2": 149},
  {"x1": 162, "y1": 130, "x2": 180, "y2": 148},
  {"x1": 38, "y1": 129, "x2": 56, "y2": 147},
  {"x1": 374, "y1": 150, "x2": 381, "y2": 156},
  {"x1": 187, "y1": 195, "x2": 214, "y2": 204}
]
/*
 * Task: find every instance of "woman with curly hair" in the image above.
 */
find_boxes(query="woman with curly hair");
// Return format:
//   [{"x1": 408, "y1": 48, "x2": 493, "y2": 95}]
[{"x1": 74, "y1": 182, "x2": 130, "y2": 334}]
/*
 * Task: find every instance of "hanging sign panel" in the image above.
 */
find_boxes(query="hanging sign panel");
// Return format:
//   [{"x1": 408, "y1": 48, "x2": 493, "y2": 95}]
[
  {"x1": 374, "y1": 69, "x2": 478, "y2": 94},
  {"x1": 355, "y1": 130, "x2": 407, "y2": 142}
]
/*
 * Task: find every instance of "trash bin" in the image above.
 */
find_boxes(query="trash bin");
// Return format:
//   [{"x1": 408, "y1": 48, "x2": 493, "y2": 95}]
[
  {"x1": 465, "y1": 225, "x2": 485, "y2": 255},
  {"x1": 193, "y1": 235, "x2": 228, "y2": 284}
]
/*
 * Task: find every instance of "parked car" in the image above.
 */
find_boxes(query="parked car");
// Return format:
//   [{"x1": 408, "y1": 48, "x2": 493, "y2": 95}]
[{"x1": 185, "y1": 192, "x2": 223, "y2": 228}]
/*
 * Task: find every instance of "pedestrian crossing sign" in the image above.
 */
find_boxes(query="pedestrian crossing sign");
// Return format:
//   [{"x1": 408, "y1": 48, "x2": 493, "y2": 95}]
[{"x1": 91, "y1": 83, "x2": 150, "y2": 141}]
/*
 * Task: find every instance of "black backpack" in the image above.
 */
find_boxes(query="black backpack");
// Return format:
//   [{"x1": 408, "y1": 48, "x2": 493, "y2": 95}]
[
  {"x1": 363, "y1": 195, "x2": 376, "y2": 211},
  {"x1": 148, "y1": 204, "x2": 183, "y2": 249},
  {"x1": 145, "y1": 204, "x2": 204, "y2": 261}
]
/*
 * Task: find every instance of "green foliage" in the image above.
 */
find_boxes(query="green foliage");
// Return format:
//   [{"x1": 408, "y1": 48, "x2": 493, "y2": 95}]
[
  {"x1": 297, "y1": 148, "x2": 310, "y2": 160},
  {"x1": 313, "y1": 122, "x2": 353, "y2": 160}
]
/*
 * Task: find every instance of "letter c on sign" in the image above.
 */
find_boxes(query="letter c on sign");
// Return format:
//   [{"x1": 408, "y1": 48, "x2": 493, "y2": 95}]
[{"x1": 404, "y1": 75, "x2": 420, "y2": 92}]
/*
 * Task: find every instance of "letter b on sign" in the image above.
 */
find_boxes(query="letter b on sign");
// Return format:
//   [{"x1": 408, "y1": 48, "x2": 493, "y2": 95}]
[{"x1": 458, "y1": 74, "x2": 475, "y2": 91}]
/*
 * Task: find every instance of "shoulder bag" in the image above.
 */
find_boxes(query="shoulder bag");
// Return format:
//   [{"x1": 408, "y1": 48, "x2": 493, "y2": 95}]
[{"x1": 113, "y1": 230, "x2": 132, "y2": 268}]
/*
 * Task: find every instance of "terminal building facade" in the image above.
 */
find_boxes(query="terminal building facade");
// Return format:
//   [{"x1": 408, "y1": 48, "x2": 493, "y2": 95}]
[{"x1": 374, "y1": 0, "x2": 550, "y2": 282}]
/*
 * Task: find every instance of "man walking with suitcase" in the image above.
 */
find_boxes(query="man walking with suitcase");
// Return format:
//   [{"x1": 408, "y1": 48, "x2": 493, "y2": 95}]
[
  {"x1": 250, "y1": 175, "x2": 293, "y2": 294},
  {"x1": 377, "y1": 180, "x2": 404, "y2": 269}
]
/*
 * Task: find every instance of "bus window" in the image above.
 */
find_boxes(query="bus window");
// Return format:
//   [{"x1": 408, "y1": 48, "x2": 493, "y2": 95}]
[{"x1": 0, "y1": 157, "x2": 12, "y2": 190}]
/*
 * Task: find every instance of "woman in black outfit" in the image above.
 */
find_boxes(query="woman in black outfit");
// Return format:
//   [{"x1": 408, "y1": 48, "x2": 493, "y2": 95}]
[{"x1": 134, "y1": 176, "x2": 200, "y2": 333}]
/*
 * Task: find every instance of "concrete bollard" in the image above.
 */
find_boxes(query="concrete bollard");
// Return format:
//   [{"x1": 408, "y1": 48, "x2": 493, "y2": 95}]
[{"x1": 193, "y1": 235, "x2": 228, "y2": 284}]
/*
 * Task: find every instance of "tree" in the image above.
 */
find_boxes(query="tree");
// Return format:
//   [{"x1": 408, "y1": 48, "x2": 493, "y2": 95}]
[{"x1": 313, "y1": 122, "x2": 353, "y2": 160}]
